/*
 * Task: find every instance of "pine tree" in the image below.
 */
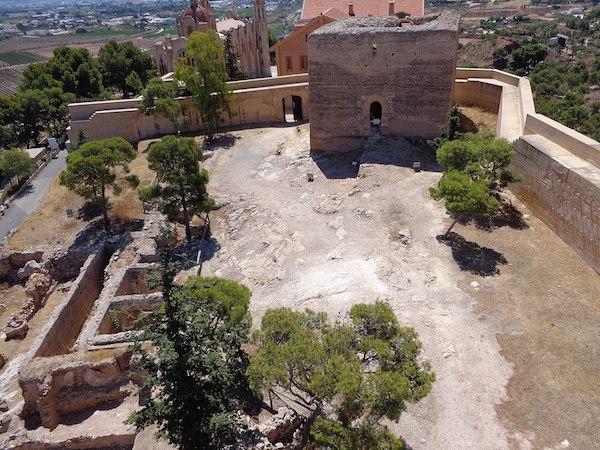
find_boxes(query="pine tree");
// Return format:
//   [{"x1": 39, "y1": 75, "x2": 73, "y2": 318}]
[{"x1": 127, "y1": 252, "x2": 252, "y2": 450}]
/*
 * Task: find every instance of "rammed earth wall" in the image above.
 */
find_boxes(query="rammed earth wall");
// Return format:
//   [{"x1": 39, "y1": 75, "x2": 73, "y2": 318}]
[{"x1": 308, "y1": 12, "x2": 460, "y2": 152}]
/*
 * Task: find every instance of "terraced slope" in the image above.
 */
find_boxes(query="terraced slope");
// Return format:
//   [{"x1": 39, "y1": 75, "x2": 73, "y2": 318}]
[{"x1": 0, "y1": 65, "x2": 27, "y2": 96}]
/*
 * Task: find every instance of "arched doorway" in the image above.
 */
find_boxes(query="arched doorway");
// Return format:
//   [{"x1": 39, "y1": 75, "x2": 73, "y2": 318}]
[{"x1": 370, "y1": 101, "x2": 382, "y2": 126}]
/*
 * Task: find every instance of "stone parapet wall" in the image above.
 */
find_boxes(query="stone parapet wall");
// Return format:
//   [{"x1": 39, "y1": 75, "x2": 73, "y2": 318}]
[
  {"x1": 453, "y1": 68, "x2": 600, "y2": 274},
  {"x1": 512, "y1": 136, "x2": 600, "y2": 272},
  {"x1": 453, "y1": 79, "x2": 503, "y2": 115},
  {"x1": 69, "y1": 98, "x2": 141, "y2": 122},
  {"x1": 67, "y1": 79, "x2": 309, "y2": 144},
  {"x1": 524, "y1": 113, "x2": 600, "y2": 169}
]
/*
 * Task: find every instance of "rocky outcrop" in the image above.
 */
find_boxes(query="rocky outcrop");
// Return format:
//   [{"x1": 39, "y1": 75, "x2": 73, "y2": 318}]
[
  {"x1": 0, "y1": 251, "x2": 43, "y2": 283},
  {"x1": 4, "y1": 270, "x2": 55, "y2": 341}
]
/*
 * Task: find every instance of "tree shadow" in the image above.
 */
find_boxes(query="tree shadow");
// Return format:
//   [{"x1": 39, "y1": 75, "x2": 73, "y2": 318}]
[
  {"x1": 464, "y1": 201, "x2": 529, "y2": 231},
  {"x1": 360, "y1": 136, "x2": 443, "y2": 173},
  {"x1": 13, "y1": 182, "x2": 34, "y2": 199},
  {"x1": 310, "y1": 150, "x2": 362, "y2": 179},
  {"x1": 76, "y1": 202, "x2": 102, "y2": 221},
  {"x1": 204, "y1": 133, "x2": 240, "y2": 152},
  {"x1": 170, "y1": 236, "x2": 221, "y2": 270},
  {"x1": 59, "y1": 399, "x2": 125, "y2": 426},
  {"x1": 437, "y1": 232, "x2": 507, "y2": 276},
  {"x1": 67, "y1": 218, "x2": 137, "y2": 258}
]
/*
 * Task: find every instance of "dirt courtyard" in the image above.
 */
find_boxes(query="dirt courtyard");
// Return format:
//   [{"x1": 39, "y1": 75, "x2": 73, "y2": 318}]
[{"x1": 201, "y1": 125, "x2": 600, "y2": 449}]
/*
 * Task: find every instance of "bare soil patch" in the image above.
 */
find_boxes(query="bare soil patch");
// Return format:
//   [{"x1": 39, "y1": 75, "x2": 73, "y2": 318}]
[
  {"x1": 200, "y1": 125, "x2": 599, "y2": 449},
  {"x1": 456, "y1": 210, "x2": 600, "y2": 449},
  {"x1": 7, "y1": 142, "x2": 156, "y2": 253}
]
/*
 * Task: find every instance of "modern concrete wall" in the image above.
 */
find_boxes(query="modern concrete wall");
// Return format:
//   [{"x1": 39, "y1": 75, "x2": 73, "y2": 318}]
[{"x1": 453, "y1": 79, "x2": 503, "y2": 114}]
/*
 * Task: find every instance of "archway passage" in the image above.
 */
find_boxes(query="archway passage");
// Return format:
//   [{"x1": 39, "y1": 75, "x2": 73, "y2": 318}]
[
  {"x1": 370, "y1": 101, "x2": 382, "y2": 126},
  {"x1": 292, "y1": 95, "x2": 303, "y2": 121}
]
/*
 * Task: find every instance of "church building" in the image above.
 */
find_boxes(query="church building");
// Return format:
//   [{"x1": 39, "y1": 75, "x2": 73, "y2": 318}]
[{"x1": 153, "y1": 0, "x2": 271, "y2": 79}]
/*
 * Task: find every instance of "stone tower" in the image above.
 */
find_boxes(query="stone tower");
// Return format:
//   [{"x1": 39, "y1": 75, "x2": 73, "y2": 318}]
[
  {"x1": 254, "y1": 0, "x2": 271, "y2": 77},
  {"x1": 308, "y1": 12, "x2": 460, "y2": 151}
]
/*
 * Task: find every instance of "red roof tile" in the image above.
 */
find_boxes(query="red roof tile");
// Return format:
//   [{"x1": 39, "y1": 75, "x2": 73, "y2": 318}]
[{"x1": 300, "y1": 0, "x2": 424, "y2": 21}]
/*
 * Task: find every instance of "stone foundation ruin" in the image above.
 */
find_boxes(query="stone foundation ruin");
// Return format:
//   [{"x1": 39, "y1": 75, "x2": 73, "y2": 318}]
[{"x1": 0, "y1": 216, "x2": 170, "y2": 448}]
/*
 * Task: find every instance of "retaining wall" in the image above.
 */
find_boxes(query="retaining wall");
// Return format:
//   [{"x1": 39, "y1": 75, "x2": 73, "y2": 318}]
[{"x1": 454, "y1": 68, "x2": 600, "y2": 273}]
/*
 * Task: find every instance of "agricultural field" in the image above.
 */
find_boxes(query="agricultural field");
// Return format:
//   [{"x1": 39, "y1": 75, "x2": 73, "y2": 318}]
[
  {"x1": 0, "y1": 65, "x2": 26, "y2": 95},
  {"x1": 0, "y1": 50, "x2": 43, "y2": 65},
  {"x1": 80, "y1": 27, "x2": 144, "y2": 38},
  {"x1": 142, "y1": 26, "x2": 178, "y2": 38}
]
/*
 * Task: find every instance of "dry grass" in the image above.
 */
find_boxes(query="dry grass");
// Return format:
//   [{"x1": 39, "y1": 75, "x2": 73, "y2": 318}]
[
  {"x1": 8, "y1": 141, "x2": 156, "y2": 251},
  {"x1": 7, "y1": 178, "x2": 85, "y2": 251},
  {"x1": 111, "y1": 190, "x2": 144, "y2": 223},
  {"x1": 459, "y1": 106, "x2": 497, "y2": 133},
  {"x1": 130, "y1": 141, "x2": 157, "y2": 187}
]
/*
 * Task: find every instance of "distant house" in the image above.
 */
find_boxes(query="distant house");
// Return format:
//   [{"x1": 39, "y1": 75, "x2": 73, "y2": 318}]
[
  {"x1": 549, "y1": 33, "x2": 568, "y2": 47},
  {"x1": 270, "y1": 0, "x2": 425, "y2": 75},
  {"x1": 269, "y1": 14, "x2": 336, "y2": 75}
]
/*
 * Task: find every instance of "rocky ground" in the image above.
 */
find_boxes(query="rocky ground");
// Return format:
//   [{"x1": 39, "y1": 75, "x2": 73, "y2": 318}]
[
  {"x1": 0, "y1": 123, "x2": 598, "y2": 449},
  {"x1": 201, "y1": 124, "x2": 600, "y2": 449}
]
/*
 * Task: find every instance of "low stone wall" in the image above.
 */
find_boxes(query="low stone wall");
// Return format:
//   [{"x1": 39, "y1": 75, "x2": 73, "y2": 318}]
[
  {"x1": 32, "y1": 247, "x2": 110, "y2": 358},
  {"x1": 19, "y1": 351, "x2": 134, "y2": 430},
  {"x1": 67, "y1": 75, "x2": 309, "y2": 144}
]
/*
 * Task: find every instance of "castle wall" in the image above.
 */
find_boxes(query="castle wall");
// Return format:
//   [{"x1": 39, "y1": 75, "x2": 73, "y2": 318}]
[
  {"x1": 67, "y1": 75, "x2": 309, "y2": 143},
  {"x1": 512, "y1": 135, "x2": 600, "y2": 273},
  {"x1": 66, "y1": 68, "x2": 600, "y2": 273},
  {"x1": 453, "y1": 68, "x2": 600, "y2": 274},
  {"x1": 308, "y1": 15, "x2": 459, "y2": 152}
]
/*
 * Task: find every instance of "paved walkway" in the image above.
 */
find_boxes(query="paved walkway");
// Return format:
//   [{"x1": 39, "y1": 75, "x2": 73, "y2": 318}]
[
  {"x1": 0, "y1": 150, "x2": 66, "y2": 241},
  {"x1": 469, "y1": 77, "x2": 523, "y2": 142}
]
